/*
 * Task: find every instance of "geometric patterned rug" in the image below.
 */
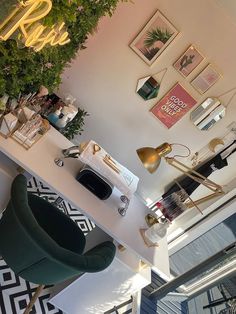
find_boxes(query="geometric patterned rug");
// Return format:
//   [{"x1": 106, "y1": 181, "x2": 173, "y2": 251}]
[{"x1": 0, "y1": 176, "x2": 95, "y2": 314}]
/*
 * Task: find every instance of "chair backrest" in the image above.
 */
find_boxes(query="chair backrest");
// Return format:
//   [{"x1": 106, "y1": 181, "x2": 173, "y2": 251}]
[{"x1": 0, "y1": 174, "x2": 116, "y2": 285}]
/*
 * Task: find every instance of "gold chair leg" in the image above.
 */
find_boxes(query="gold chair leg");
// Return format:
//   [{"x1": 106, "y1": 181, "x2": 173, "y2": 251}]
[{"x1": 24, "y1": 285, "x2": 45, "y2": 314}]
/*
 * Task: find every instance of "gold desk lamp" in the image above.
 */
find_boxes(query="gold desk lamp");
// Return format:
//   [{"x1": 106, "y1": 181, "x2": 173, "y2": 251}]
[{"x1": 137, "y1": 142, "x2": 224, "y2": 219}]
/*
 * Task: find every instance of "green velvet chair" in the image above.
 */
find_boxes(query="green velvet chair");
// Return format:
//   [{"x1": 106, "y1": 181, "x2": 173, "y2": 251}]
[{"x1": 0, "y1": 174, "x2": 116, "y2": 313}]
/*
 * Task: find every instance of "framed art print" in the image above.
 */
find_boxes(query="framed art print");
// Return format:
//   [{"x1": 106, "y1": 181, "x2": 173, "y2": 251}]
[
  {"x1": 191, "y1": 64, "x2": 221, "y2": 94},
  {"x1": 130, "y1": 10, "x2": 178, "y2": 66},
  {"x1": 173, "y1": 45, "x2": 204, "y2": 77},
  {"x1": 150, "y1": 83, "x2": 197, "y2": 129}
]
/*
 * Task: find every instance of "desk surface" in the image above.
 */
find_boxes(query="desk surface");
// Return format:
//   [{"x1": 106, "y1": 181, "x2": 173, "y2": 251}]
[{"x1": 0, "y1": 128, "x2": 170, "y2": 278}]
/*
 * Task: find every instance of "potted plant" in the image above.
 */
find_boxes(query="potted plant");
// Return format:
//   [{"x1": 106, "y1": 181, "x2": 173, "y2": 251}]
[{"x1": 62, "y1": 108, "x2": 89, "y2": 141}]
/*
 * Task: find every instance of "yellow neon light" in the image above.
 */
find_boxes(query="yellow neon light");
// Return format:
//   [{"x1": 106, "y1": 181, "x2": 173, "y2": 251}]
[{"x1": 0, "y1": 0, "x2": 70, "y2": 52}]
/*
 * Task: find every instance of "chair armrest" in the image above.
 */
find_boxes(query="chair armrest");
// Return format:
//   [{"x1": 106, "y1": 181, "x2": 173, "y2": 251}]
[{"x1": 10, "y1": 174, "x2": 29, "y2": 211}]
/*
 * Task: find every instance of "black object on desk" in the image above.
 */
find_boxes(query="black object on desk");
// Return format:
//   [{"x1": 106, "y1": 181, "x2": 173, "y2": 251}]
[{"x1": 76, "y1": 165, "x2": 113, "y2": 200}]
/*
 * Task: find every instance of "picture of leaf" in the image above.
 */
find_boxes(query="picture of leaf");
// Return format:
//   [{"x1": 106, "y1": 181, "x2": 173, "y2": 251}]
[
  {"x1": 144, "y1": 28, "x2": 173, "y2": 48},
  {"x1": 130, "y1": 11, "x2": 178, "y2": 65},
  {"x1": 139, "y1": 47, "x2": 159, "y2": 61}
]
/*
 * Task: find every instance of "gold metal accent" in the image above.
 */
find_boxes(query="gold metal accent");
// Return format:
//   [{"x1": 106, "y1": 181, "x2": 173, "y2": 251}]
[
  {"x1": 139, "y1": 260, "x2": 149, "y2": 270},
  {"x1": 145, "y1": 214, "x2": 159, "y2": 227},
  {"x1": 174, "y1": 180, "x2": 203, "y2": 215},
  {"x1": 136, "y1": 142, "x2": 172, "y2": 174},
  {"x1": 79, "y1": 142, "x2": 88, "y2": 152},
  {"x1": 118, "y1": 244, "x2": 126, "y2": 252},
  {"x1": 208, "y1": 138, "x2": 224, "y2": 152},
  {"x1": 185, "y1": 190, "x2": 223, "y2": 208},
  {"x1": 165, "y1": 157, "x2": 224, "y2": 208},
  {"x1": 103, "y1": 154, "x2": 120, "y2": 174},
  {"x1": 93, "y1": 144, "x2": 101, "y2": 155},
  {"x1": 137, "y1": 142, "x2": 224, "y2": 210}
]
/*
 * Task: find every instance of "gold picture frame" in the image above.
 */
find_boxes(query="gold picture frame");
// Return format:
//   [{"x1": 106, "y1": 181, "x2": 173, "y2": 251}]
[
  {"x1": 191, "y1": 64, "x2": 222, "y2": 94},
  {"x1": 173, "y1": 45, "x2": 205, "y2": 78},
  {"x1": 130, "y1": 10, "x2": 179, "y2": 66}
]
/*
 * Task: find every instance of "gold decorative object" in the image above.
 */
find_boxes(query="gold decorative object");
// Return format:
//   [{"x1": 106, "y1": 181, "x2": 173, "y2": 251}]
[
  {"x1": 103, "y1": 154, "x2": 120, "y2": 174},
  {"x1": 139, "y1": 260, "x2": 149, "y2": 270},
  {"x1": 208, "y1": 138, "x2": 224, "y2": 152},
  {"x1": 117, "y1": 244, "x2": 126, "y2": 252},
  {"x1": 137, "y1": 142, "x2": 224, "y2": 208},
  {"x1": 136, "y1": 142, "x2": 172, "y2": 174},
  {"x1": 145, "y1": 213, "x2": 159, "y2": 227},
  {"x1": 0, "y1": 0, "x2": 70, "y2": 52},
  {"x1": 93, "y1": 144, "x2": 101, "y2": 155}
]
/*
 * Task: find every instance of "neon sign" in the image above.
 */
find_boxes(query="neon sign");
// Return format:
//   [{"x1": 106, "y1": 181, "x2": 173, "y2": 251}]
[{"x1": 0, "y1": 0, "x2": 70, "y2": 52}]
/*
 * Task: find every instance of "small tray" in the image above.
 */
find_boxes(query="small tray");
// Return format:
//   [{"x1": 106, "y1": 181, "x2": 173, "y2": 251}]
[{"x1": 10, "y1": 118, "x2": 50, "y2": 150}]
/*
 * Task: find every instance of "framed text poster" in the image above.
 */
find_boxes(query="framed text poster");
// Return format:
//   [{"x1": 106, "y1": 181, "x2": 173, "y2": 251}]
[{"x1": 150, "y1": 83, "x2": 197, "y2": 128}]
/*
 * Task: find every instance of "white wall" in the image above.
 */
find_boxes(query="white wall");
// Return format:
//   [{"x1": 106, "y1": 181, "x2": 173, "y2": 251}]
[
  {"x1": 215, "y1": 0, "x2": 236, "y2": 24},
  {"x1": 59, "y1": 0, "x2": 236, "y2": 203}
]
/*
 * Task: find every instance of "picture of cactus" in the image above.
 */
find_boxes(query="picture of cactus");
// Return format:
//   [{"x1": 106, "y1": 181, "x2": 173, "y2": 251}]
[
  {"x1": 179, "y1": 54, "x2": 195, "y2": 71},
  {"x1": 173, "y1": 45, "x2": 204, "y2": 77},
  {"x1": 130, "y1": 11, "x2": 178, "y2": 66}
]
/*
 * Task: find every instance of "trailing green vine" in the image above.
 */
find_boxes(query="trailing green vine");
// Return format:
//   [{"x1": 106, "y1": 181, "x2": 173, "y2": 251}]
[{"x1": 0, "y1": 0, "x2": 127, "y2": 97}]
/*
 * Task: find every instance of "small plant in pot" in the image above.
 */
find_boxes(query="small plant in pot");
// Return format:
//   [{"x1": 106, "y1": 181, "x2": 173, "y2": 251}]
[{"x1": 62, "y1": 108, "x2": 89, "y2": 141}]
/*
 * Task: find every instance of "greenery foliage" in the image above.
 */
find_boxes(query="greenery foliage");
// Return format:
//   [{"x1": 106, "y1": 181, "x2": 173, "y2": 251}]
[
  {"x1": 62, "y1": 108, "x2": 89, "y2": 140},
  {"x1": 144, "y1": 28, "x2": 173, "y2": 48},
  {"x1": 0, "y1": 0, "x2": 126, "y2": 97}
]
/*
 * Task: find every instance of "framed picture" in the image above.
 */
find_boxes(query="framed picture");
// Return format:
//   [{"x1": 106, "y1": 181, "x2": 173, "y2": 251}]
[
  {"x1": 130, "y1": 11, "x2": 178, "y2": 66},
  {"x1": 191, "y1": 64, "x2": 221, "y2": 94},
  {"x1": 173, "y1": 45, "x2": 204, "y2": 77},
  {"x1": 150, "y1": 83, "x2": 197, "y2": 129}
]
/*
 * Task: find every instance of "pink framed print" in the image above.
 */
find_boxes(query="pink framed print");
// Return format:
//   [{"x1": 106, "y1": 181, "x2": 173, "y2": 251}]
[
  {"x1": 150, "y1": 83, "x2": 197, "y2": 129},
  {"x1": 191, "y1": 64, "x2": 221, "y2": 94},
  {"x1": 130, "y1": 11, "x2": 178, "y2": 66},
  {"x1": 173, "y1": 45, "x2": 204, "y2": 77}
]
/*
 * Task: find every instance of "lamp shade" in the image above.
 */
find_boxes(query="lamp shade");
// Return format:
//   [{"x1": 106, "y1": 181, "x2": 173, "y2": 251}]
[{"x1": 136, "y1": 143, "x2": 172, "y2": 174}]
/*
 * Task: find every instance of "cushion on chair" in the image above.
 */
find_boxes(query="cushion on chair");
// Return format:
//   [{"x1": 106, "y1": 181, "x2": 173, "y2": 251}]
[{"x1": 28, "y1": 194, "x2": 85, "y2": 255}]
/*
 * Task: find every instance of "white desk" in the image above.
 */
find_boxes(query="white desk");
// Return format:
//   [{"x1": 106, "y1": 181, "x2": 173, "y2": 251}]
[
  {"x1": 49, "y1": 245, "x2": 151, "y2": 314},
  {"x1": 0, "y1": 127, "x2": 170, "y2": 278}
]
